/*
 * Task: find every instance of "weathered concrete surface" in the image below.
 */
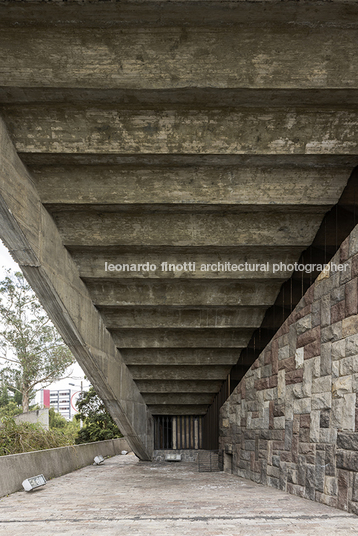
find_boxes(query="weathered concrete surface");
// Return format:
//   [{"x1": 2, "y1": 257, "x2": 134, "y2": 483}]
[
  {"x1": 14, "y1": 409, "x2": 49, "y2": 430},
  {"x1": 71, "y1": 246, "x2": 303, "y2": 280},
  {"x1": 0, "y1": 117, "x2": 152, "y2": 460},
  {"x1": 52, "y1": 209, "x2": 326, "y2": 247},
  {"x1": 3, "y1": 106, "x2": 358, "y2": 154},
  {"x1": 111, "y1": 328, "x2": 252, "y2": 348},
  {"x1": 135, "y1": 380, "x2": 224, "y2": 393},
  {"x1": 0, "y1": 0, "x2": 357, "y2": 419},
  {"x1": 121, "y1": 348, "x2": 241, "y2": 365},
  {"x1": 219, "y1": 223, "x2": 358, "y2": 513},
  {"x1": 32, "y1": 165, "x2": 349, "y2": 206},
  {"x1": 86, "y1": 280, "x2": 285, "y2": 306},
  {"x1": 1, "y1": 454, "x2": 358, "y2": 536},
  {"x1": 0, "y1": 437, "x2": 129, "y2": 498},
  {"x1": 99, "y1": 307, "x2": 266, "y2": 329},
  {"x1": 1, "y1": 25, "x2": 358, "y2": 90}
]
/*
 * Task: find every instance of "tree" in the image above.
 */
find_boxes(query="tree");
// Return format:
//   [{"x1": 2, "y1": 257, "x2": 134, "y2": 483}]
[
  {"x1": 0, "y1": 270, "x2": 75, "y2": 412},
  {"x1": 75, "y1": 387, "x2": 122, "y2": 444}
]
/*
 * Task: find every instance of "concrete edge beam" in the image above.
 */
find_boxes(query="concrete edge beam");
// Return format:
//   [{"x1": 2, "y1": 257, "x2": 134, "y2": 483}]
[{"x1": 0, "y1": 116, "x2": 152, "y2": 460}]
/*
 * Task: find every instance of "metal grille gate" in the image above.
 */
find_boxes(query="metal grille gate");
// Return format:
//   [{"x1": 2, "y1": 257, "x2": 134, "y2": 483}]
[{"x1": 154, "y1": 416, "x2": 202, "y2": 450}]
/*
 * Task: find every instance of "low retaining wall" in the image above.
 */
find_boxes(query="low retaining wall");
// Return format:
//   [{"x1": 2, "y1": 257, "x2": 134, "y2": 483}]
[
  {"x1": 0, "y1": 437, "x2": 129, "y2": 497},
  {"x1": 14, "y1": 409, "x2": 49, "y2": 430},
  {"x1": 220, "y1": 224, "x2": 358, "y2": 514}
]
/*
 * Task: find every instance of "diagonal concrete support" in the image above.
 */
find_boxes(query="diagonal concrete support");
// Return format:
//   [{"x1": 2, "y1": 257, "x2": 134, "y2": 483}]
[{"x1": 0, "y1": 116, "x2": 153, "y2": 460}]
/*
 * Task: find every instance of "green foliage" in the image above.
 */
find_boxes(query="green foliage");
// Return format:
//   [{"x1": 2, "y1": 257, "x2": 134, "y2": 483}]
[
  {"x1": 0, "y1": 270, "x2": 75, "y2": 412},
  {"x1": 48, "y1": 408, "x2": 80, "y2": 443},
  {"x1": 75, "y1": 387, "x2": 122, "y2": 444},
  {"x1": 0, "y1": 417, "x2": 73, "y2": 456},
  {"x1": 0, "y1": 401, "x2": 22, "y2": 419},
  {"x1": 49, "y1": 407, "x2": 67, "y2": 429}
]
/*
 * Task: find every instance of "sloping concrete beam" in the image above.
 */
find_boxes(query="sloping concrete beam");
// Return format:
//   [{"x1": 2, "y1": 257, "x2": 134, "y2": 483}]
[
  {"x1": 111, "y1": 328, "x2": 253, "y2": 348},
  {"x1": 86, "y1": 280, "x2": 283, "y2": 307},
  {"x1": 53, "y1": 210, "x2": 326, "y2": 247},
  {"x1": 1, "y1": 26, "x2": 358, "y2": 89},
  {"x1": 3, "y1": 106, "x2": 358, "y2": 154},
  {"x1": 0, "y1": 116, "x2": 152, "y2": 460},
  {"x1": 32, "y1": 165, "x2": 349, "y2": 206},
  {"x1": 98, "y1": 306, "x2": 266, "y2": 329}
]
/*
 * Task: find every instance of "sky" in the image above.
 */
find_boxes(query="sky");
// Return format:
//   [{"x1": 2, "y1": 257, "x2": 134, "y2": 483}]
[{"x1": 0, "y1": 240, "x2": 90, "y2": 407}]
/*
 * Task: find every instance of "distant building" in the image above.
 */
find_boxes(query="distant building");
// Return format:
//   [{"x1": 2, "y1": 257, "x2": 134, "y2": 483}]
[{"x1": 42, "y1": 389, "x2": 74, "y2": 421}]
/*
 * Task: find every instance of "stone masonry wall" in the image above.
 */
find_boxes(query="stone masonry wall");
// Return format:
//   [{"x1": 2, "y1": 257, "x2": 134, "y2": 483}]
[{"x1": 220, "y1": 224, "x2": 358, "y2": 513}]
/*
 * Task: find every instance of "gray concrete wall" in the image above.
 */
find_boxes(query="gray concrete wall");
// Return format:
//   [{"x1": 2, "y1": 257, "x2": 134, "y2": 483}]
[
  {"x1": 152, "y1": 449, "x2": 199, "y2": 462},
  {"x1": 220, "y1": 223, "x2": 358, "y2": 514},
  {"x1": 14, "y1": 409, "x2": 49, "y2": 430},
  {"x1": 0, "y1": 437, "x2": 129, "y2": 498}
]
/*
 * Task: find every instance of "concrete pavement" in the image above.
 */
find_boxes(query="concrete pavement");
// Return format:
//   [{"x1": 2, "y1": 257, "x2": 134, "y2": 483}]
[{"x1": 1, "y1": 453, "x2": 358, "y2": 535}]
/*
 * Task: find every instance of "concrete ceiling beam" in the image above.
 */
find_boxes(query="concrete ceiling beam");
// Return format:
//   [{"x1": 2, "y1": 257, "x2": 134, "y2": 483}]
[
  {"x1": 86, "y1": 280, "x2": 283, "y2": 307},
  {"x1": 73, "y1": 247, "x2": 302, "y2": 280},
  {"x1": 142, "y1": 393, "x2": 215, "y2": 405},
  {"x1": 111, "y1": 328, "x2": 252, "y2": 348},
  {"x1": 128, "y1": 365, "x2": 232, "y2": 380},
  {"x1": 98, "y1": 306, "x2": 266, "y2": 329},
  {"x1": 52, "y1": 210, "x2": 326, "y2": 247},
  {"x1": 135, "y1": 380, "x2": 224, "y2": 393},
  {"x1": 1, "y1": 26, "x2": 358, "y2": 89},
  {"x1": 32, "y1": 165, "x2": 349, "y2": 207},
  {"x1": 120, "y1": 348, "x2": 240, "y2": 366},
  {"x1": 3, "y1": 106, "x2": 358, "y2": 155},
  {"x1": 147, "y1": 405, "x2": 209, "y2": 415}
]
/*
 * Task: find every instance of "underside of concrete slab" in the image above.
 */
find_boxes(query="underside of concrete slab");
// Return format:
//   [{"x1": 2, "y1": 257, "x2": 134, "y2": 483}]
[{"x1": 0, "y1": 0, "x2": 358, "y2": 459}]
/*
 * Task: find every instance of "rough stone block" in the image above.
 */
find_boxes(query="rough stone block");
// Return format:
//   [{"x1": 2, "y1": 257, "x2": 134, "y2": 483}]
[
  {"x1": 284, "y1": 421, "x2": 293, "y2": 451},
  {"x1": 310, "y1": 410, "x2": 320, "y2": 442},
  {"x1": 325, "y1": 444, "x2": 336, "y2": 476},
  {"x1": 336, "y1": 450, "x2": 358, "y2": 471},
  {"x1": 312, "y1": 376, "x2": 331, "y2": 394},
  {"x1": 297, "y1": 326, "x2": 320, "y2": 348},
  {"x1": 286, "y1": 369, "x2": 304, "y2": 385},
  {"x1": 338, "y1": 469, "x2": 350, "y2": 511},
  {"x1": 320, "y1": 409, "x2": 330, "y2": 428},
  {"x1": 352, "y1": 254, "x2": 358, "y2": 279},
  {"x1": 346, "y1": 278, "x2": 358, "y2": 317},
  {"x1": 305, "y1": 464, "x2": 316, "y2": 501},
  {"x1": 278, "y1": 345, "x2": 289, "y2": 361},
  {"x1": 332, "y1": 339, "x2": 346, "y2": 360},
  {"x1": 321, "y1": 323, "x2": 342, "y2": 343},
  {"x1": 324, "y1": 476, "x2": 338, "y2": 497},
  {"x1": 321, "y1": 294, "x2": 331, "y2": 328},
  {"x1": 332, "y1": 394, "x2": 355, "y2": 431},
  {"x1": 320, "y1": 428, "x2": 337, "y2": 444},
  {"x1": 296, "y1": 315, "x2": 312, "y2": 336},
  {"x1": 304, "y1": 340, "x2": 321, "y2": 360},
  {"x1": 287, "y1": 482, "x2": 305, "y2": 498},
  {"x1": 331, "y1": 286, "x2": 345, "y2": 305},
  {"x1": 331, "y1": 300, "x2": 346, "y2": 324},
  {"x1": 294, "y1": 347, "x2": 304, "y2": 369},
  {"x1": 320, "y1": 342, "x2": 332, "y2": 376},
  {"x1": 315, "y1": 450, "x2": 325, "y2": 493},
  {"x1": 340, "y1": 356, "x2": 354, "y2": 376},
  {"x1": 332, "y1": 376, "x2": 353, "y2": 398},
  {"x1": 343, "y1": 314, "x2": 358, "y2": 338},
  {"x1": 337, "y1": 431, "x2": 358, "y2": 451},
  {"x1": 293, "y1": 398, "x2": 311, "y2": 414}
]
